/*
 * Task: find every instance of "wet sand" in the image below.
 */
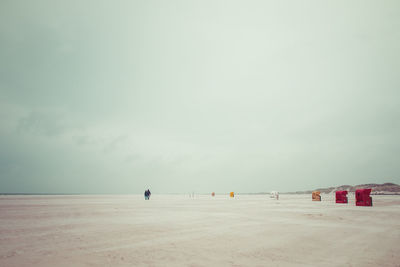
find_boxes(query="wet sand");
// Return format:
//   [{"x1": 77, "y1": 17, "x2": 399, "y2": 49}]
[{"x1": 0, "y1": 194, "x2": 399, "y2": 266}]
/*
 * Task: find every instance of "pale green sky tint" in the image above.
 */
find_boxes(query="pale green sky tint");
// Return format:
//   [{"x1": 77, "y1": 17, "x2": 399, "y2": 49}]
[{"x1": 1, "y1": 0, "x2": 399, "y2": 193}]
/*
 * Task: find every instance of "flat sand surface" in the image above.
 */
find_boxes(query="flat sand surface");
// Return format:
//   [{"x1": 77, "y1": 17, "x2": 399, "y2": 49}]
[{"x1": 0, "y1": 194, "x2": 399, "y2": 266}]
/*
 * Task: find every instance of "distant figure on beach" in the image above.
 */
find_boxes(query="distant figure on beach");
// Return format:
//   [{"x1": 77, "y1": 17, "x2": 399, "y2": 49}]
[
  {"x1": 270, "y1": 191, "x2": 279, "y2": 200},
  {"x1": 144, "y1": 189, "x2": 151, "y2": 200}
]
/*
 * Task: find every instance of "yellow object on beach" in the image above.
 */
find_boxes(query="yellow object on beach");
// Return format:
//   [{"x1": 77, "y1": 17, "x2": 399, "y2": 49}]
[{"x1": 230, "y1": 192, "x2": 234, "y2": 198}]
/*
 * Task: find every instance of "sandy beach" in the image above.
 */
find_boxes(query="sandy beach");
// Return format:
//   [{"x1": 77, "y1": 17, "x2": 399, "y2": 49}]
[{"x1": 0, "y1": 194, "x2": 399, "y2": 266}]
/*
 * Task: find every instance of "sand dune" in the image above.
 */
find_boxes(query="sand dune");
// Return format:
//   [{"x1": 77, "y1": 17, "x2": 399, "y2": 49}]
[{"x1": 0, "y1": 194, "x2": 399, "y2": 266}]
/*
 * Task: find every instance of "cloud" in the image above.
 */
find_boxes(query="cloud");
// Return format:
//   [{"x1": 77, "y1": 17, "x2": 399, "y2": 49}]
[
  {"x1": 0, "y1": 0, "x2": 399, "y2": 193},
  {"x1": 17, "y1": 111, "x2": 68, "y2": 137},
  {"x1": 103, "y1": 135, "x2": 129, "y2": 154}
]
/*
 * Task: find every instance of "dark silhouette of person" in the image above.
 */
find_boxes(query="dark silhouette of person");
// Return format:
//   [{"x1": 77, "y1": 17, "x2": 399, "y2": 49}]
[{"x1": 144, "y1": 189, "x2": 151, "y2": 200}]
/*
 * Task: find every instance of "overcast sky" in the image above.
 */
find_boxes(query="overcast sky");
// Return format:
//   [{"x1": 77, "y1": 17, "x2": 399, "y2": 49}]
[{"x1": 0, "y1": 0, "x2": 399, "y2": 194}]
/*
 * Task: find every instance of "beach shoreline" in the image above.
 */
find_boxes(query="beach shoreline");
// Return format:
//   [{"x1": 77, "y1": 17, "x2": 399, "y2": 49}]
[{"x1": 1, "y1": 194, "x2": 399, "y2": 266}]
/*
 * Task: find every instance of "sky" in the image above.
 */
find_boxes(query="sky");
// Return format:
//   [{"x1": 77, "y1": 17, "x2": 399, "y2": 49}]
[{"x1": 0, "y1": 0, "x2": 399, "y2": 194}]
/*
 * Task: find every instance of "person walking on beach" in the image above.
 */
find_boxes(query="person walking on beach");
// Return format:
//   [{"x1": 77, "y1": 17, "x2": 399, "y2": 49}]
[{"x1": 144, "y1": 189, "x2": 151, "y2": 200}]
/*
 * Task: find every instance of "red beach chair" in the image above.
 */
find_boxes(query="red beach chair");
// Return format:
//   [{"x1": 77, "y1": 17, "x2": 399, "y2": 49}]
[
  {"x1": 355, "y1": 189, "x2": 372, "y2": 206},
  {"x1": 335, "y1": 190, "x2": 348, "y2": 204}
]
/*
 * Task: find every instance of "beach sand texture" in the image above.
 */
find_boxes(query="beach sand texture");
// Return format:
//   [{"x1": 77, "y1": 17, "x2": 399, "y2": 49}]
[{"x1": 0, "y1": 194, "x2": 399, "y2": 266}]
